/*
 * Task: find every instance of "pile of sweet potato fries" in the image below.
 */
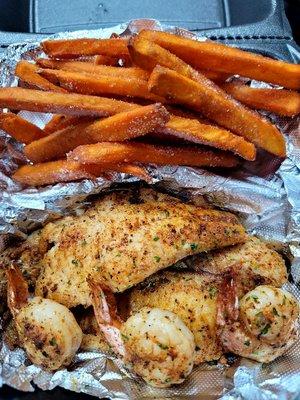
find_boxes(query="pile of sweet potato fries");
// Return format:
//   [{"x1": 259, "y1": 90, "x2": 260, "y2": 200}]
[{"x1": 0, "y1": 29, "x2": 299, "y2": 186}]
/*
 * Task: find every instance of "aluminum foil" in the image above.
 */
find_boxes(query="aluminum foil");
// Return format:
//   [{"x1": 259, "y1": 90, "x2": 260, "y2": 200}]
[{"x1": 0, "y1": 19, "x2": 300, "y2": 400}]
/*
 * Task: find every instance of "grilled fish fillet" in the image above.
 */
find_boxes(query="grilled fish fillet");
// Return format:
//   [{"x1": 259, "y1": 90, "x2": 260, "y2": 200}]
[
  {"x1": 35, "y1": 189, "x2": 246, "y2": 307},
  {"x1": 128, "y1": 270, "x2": 222, "y2": 364},
  {"x1": 1, "y1": 188, "x2": 246, "y2": 308},
  {"x1": 186, "y1": 236, "x2": 287, "y2": 297}
]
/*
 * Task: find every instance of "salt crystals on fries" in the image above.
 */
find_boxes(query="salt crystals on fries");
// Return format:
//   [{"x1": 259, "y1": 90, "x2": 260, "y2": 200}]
[
  {"x1": 148, "y1": 66, "x2": 286, "y2": 157},
  {"x1": 0, "y1": 28, "x2": 298, "y2": 187},
  {"x1": 41, "y1": 37, "x2": 130, "y2": 59},
  {"x1": 13, "y1": 160, "x2": 150, "y2": 186},
  {"x1": 68, "y1": 141, "x2": 239, "y2": 168},
  {"x1": 0, "y1": 112, "x2": 46, "y2": 144},
  {"x1": 24, "y1": 104, "x2": 169, "y2": 163},
  {"x1": 137, "y1": 30, "x2": 300, "y2": 89}
]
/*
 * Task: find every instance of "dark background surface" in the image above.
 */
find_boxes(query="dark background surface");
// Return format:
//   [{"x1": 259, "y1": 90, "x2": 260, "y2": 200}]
[
  {"x1": 0, "y1": 1, "x2": 299, "y2": 400},
  {"x1": 285, "y1": 0, "x2": 300, "y2": 44}
]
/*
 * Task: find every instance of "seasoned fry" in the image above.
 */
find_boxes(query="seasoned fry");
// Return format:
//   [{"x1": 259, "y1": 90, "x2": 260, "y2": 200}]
[
  {"x1": 129, "y1": 36, "x2": 199, "y2": 79},
  {"x1": 41, "y1": 38, "x2": 130, "y2": 59},
  {"x1": 199, "y1": 70, "x2": 231, "y2": 82},
  {"x1": 68, "y1": 141, "x2": 238, "y2": 168},
  {"x1": 24, "y1": 104, "x2": 169, "y2": 163},
  {"x1": 43, "y1": 115, "x2": 66, "y2": 134},
  {"x1": 221, "y1": 82, "x2": 300, "y2": 117},
  {"x1": 12, "y1": 160, "x2": 149, "y2": 186},
  {"x1": 0, "y1": 88, "x2": 137, "y2": 116},
  {"x1": 43, "y1": 115, "x2": 95, "y2": 134},
  {"x1": 0, "y1": 112, "x2": 45, "y2": 144},
  {"x1": 129, "y1": 36, "x2": 231, "y2": 86},
  {"x1": 148, "y1": 66, "x2": 286, "y2": 157},
  {"x1": 36, "y1": 59, "x2": 150, "y2": 80},
  {"x1": 38, "y1": 68, "x2": 162, "y2": 101},
  {"x1": 15, "y1": 61, "x2": 67, "y2": 93},
  {"x1": 94, "y1": 55, "x2": 120, "y2": 66},
  {"x1": 110, "y1": 164, "x2": 151, "y2": 182},
  {"x1": 162, "y1": 116, "x2": 256, "y2": 161},
  {"x1": 138, "y1": 30, "x2": 300, "y2": 90},
  {"x1": 13, "y1": 160, "x2": 96, "y2": 185}
]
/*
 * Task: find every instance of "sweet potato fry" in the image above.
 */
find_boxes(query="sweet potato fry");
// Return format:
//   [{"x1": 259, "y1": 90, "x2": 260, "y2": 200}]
[
  {"x1": 199, "y1": 70, "x2": 231, "y2": 82},
  {"x1": 15, "y1": 61, "x2": 67, "y2": 93},
  {"x1": 221, "y1": 82, "x2": 300, "y2": 117},
  {"x1": 110, "y1": 164, "x2": 151, "y2": 182},
  {"x1": 43, "y1": 115, "x2": 65, "y2": 134},
  {"x1": 161, "y1": 116, "x2": 256, "y2": 161},
  {"x1": 43, "y1": 115, "x2": 95, "y2": 134},
  {"x1": 0, "y1": 112, "x2": 45, "y2": 144},
  {"x1": 12, "y1": 160, "x2": 150, "y2": 186},
  {"x1": 138, "y1": 30, "x2": 300, "y2": 90},
  {"x1": 38, "y1": 68, "x2": 162, "y2": 101},
  {"x1": 36, "y1": 59, "x2": 150, "y2": 80},
  {"x1": 24, "y1": 104, "x2": 169, "y2": 163},
  {"x1": 129, "y1": 36, "x2": 231, "y2": 83},
  {"x1": 148, "y1": 66, "x2": 286, "y2": 157},
  {"x1": 42, "y1": 38, "x2": 129, "y2": 59},
  {"x1": 94, "y1": 55, "x2": 120, "y2": 66},
  {"x1": 68, "y1": 141, "x2": 238, "y2": 168},
  {"x1": 13, "y1": 160, "x2": 96, "y2": 186},
  {"x1": 129, "y1": 36, "x2": 199, "y2": 79},
  {"x1": 0, "y1": 88, "x2": 137, "y2": 116}
]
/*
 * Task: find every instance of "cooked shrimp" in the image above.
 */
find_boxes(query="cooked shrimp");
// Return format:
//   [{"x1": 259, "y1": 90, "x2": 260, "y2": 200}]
[
  {"x1": 122, "y1": 307, "x2": 195, "y2": 387},
  {"x1": 6, "y1": 265, "x2": 83, "y2": 370},
  {"x1": 89, "y1": 280, "x2": 195, "y2": 387},
  {"x1": 219, "y1": 285, "x2": 299, "y2": 363}
]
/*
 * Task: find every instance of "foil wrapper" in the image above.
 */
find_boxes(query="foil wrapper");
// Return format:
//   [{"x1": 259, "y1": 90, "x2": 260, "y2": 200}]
[{"x1": 0, "y1": 19, "x2": 300, "y2": 400}]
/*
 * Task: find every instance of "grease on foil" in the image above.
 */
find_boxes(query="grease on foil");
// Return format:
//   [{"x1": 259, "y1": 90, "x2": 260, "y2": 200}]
[{"x1": 0, "y1": 19, "x2": 300, "y2": 400}]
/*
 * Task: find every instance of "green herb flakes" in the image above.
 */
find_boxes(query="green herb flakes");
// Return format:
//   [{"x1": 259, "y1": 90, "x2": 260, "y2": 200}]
[{"x1": 260, "y1": 324, "x2": 271, "y2": 335}]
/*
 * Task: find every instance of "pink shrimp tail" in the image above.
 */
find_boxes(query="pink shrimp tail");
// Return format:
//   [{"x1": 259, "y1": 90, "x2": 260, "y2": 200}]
[
  {"x1": 88, "y1": 278, "x2": 125, "y2": 358},
  {"x1": 216, "y1": 266, "x2": 239, "y2": 327},
  {"x1": 6, "y1": 264, "x2": 29, "y2": 316}
]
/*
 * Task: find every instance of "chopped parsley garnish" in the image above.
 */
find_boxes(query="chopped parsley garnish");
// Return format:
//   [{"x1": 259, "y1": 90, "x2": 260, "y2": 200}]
[
  {"x1": 251, "y1": 294, "x2": 259, "y2": 303},
  {"x1": 272, "y1": 307, "x2": 279, "y2": 316},
  {"x1": 153, "y1": 236, "x2": 159, "y2": 241},
  {"x1": 244, "y1": 340, "x2": 250, "y2": 347},
  {"x1": 260, "y1": 324, "x2": 271, "y2": 335},
  {"x1": 158, "y1": 343, "x2": 169, "y2": 350},
  {"x1": 209, "y1": 287, "x2": 218, "y2": 299},
  {"x1": 121, "y1": 333, "x2": 129, "y2": 342},
  {"x1": 71, "y1": 259, "x2": 80, "y2": 266},
  {"x1": 190, "y1": 243, "x2": 198, "y2": 251},
  {"x1": 154, "y1": 255, "x2": 161, "y2": 263},
  {"x1": 49, "y1": 337, "x2": 57, "y2": 346}
]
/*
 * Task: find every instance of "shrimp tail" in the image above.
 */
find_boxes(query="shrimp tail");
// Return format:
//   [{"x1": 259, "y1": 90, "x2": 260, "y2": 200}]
[
  {"x1": 216, "y1": 266, "x2": 239, "y2": 327},
  {"x1": 6, "y1": 264, "x2": 29, "y2": 316},
  {"x1": 88, "y1": 277, "x2": 125, "y2": 357}
]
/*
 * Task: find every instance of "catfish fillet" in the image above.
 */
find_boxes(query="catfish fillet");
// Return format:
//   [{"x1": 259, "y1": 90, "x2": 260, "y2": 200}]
[
  {"x1": 31, "y1": 189, "x2": 245, "y2": 307},
  {"x1": 186, "y1": 236, "x2": 287, "y2": 297}
]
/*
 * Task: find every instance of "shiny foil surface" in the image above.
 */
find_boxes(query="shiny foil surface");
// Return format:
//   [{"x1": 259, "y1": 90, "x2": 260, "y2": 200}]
[{"x1": 0, "y1": 19, "x2": 300, "y2": 400}]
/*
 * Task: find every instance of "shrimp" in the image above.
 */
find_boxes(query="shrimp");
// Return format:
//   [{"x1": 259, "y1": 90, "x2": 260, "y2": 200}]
[
  {"x1": 6, "y1": 265, "x2": 83, "y2": 370},
  {"x1": 218, "y1": 285, "x2": 299, "y2": 363},
  {"x1": 89, "y1": 279, "x2": 195, "y2": 387}
]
